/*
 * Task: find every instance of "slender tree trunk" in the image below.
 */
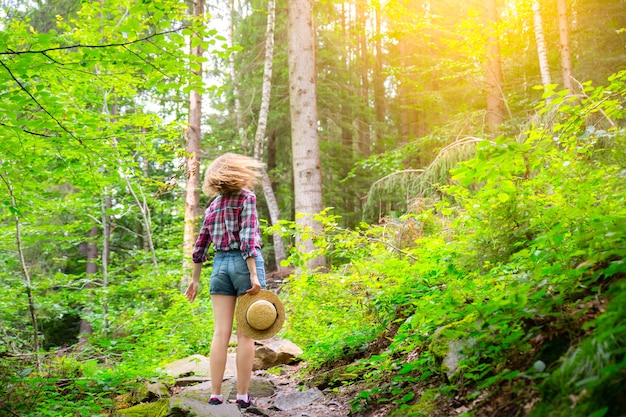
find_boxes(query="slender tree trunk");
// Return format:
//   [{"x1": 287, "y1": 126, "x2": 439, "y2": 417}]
[
  {"x1": 557, "y1": 0, "x2": 573, "y2": 92},
  {"x1": 251, "y1": 0, "x2": 288, "y2": 270},
  {"x1": 1, "y1": 174, "x2": 40, "y2": 367},
  {"x1": 287, "y1": 0, "x2": 326, "y2": 270},
  {"x1": 340, "y1": 3, "x2": 354, "y2": 155},
  {"x1": 373, "y1": 0, "x2": 385, "y2": 152},
  {"x1": 182, "y1": 0, "x2": 205, "y2": 287},
  {"x1": 101, "y1": 191, "x2": 111, "y2": 334},
  {"x1": 532, "y1": 0, "x2": 552, "y2": 102},
  {"x1": 483, "y1": 0, "x2": 506, "y2": 131},
  {"x1": 79, "y1": 225, "x2": 97, "y2": 342},
  {"x1": 228, "y1": 0, "x2": 248, "y2": 151},
  {"x1": 356, "y1": 0, "x2": 370, "y2": 157}
]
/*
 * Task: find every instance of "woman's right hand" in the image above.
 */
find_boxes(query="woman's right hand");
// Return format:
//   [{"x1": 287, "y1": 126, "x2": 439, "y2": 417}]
[{"x1": 185, "y1": 281, "x2": 199, "y2": 302}]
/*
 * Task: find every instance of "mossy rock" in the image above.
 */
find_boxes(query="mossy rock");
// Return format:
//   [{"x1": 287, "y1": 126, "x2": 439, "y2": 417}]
[
  {"x1": 116, "y1": 399, "x2": 185, "y2": 417},
  {"x1": 307, "y1": 364, "x2": 363, "y2": 389},
  {"x1": 429, "y1": 314, "x2": 479, "y2": 378}
]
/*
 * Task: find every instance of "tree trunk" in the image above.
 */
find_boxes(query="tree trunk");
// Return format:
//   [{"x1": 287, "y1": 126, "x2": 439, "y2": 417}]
[
  {"x1": 557, "y1": 0, "x2": 573, "y2": 92},
  {"x1": 356, "y1": 0, "x2": 370, "y2": 157},
  {"x1": 1, "y1": 174, "x2": 40, "y2": 366},
  {"x1": 251, "y1": 0, "x2": 288, "y2": 270},
  {"x1": 373, "y1": 2, "x2": 385, "y2": 152},
  {"x1": 228, "y1": 0, "x2": 248, "y2": 152},
  {"x1": 182, "y1": 0, "x2": 205, "y2": 287},
  {"x1": 101, "y1": 191, "x2": 111, "y2": 334},
  {"x1": 483, "y1": 0, "x2": 506, "y2": 131},
  {"x1": 79, "y1": 225, "x2": 98, "y2": 341},
  {"x1": 287, "y1": 0, "x2": 326, "y2": 270},
  {"x1": 532, "y1": 0, "x2": 552, "y2": 101}
]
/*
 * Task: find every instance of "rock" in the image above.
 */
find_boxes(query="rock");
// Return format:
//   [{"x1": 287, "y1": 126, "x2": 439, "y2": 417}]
[
  {"x1": 174, "y1": 376, "x2": 210, "y2": 387},
  {"x1": 253, "y1": 338, "x2": 303, "y2": 370},
  {"x1": 116, "y1": 399, "x2": 175, "y2": 417},
  {"x1": 177, "y1": 376, "x2": 273, "y2": 403},
  {"x1": 441, "y1": 339, "x2": 466, "y2": 379},
  {"x1": 306, "y1": 364, "x2": 360, "y2": 390},
  {"x1": 273, "y1": 387, "x2": 324, "y2": 411},
  {"x1": 170, "y1": 397, "x2": 243, "y2": 417},
  {"x1": 429, "y1": 315, "x2": 479, "y2": 380},
  {"x1": 178, "y1": 380, "x2": 234, "y2": 403},
  {"x1": 162, "y1": 354, "x2": 211, "y2": 378},
  {"x1": 146, "y1": 381, "x2": 170, "y2": 398}
]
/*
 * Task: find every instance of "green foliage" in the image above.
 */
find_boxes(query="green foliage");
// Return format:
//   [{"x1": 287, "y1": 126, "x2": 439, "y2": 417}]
[{"x1": 278, "y1": 72, "x2": 626, "y2": 416}]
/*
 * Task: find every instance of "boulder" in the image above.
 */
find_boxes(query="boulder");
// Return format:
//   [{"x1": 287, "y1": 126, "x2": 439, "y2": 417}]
[
  {"x1": 253, "y1": 338, "x2": 303, "y2": 370},
  {"x1": 273, "y1": 387, "x2": 324, "y2": 411},
  {"x1": 170, "y1": 397, "x2": 243, "y2": 417},
  {"x1": 162, "y1": 354, "x2": 211, "y2": 378}
]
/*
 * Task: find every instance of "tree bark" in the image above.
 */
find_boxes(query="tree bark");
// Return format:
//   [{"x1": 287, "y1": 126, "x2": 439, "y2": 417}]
[
  {"x1": 182, "y1": 0, "x2": 205, "y2": 287},
  {"x1": 251, "y1": 0, "x2": 288, "y2": 270},
  {"x1": 557, "y1": 0, "x2": 573, "y2": 92},
  {"x1": 228, "y1": 0, "x2": 248, "y2": 151},
  {"x1": 101, "y1": 191, "x2": 111, "y2": 334},
  {"x1": 483, "y1": 0, "x2": 506, "y2": 131},
  {"x1": 79, "y1": 225, "x2": 98, "y2": 341},
  {"x1": 532, "y1": 0, "x2": 552, "y2": 100},
  {"x1": 373, "y1": 1, "x2": 385, "y2": 152},
  {"x1": 287, "y1": 0, "x2": 326, "y2": 270},
  {"x1": 356, "y1": 0, "x2": 370, "y2": 157}
]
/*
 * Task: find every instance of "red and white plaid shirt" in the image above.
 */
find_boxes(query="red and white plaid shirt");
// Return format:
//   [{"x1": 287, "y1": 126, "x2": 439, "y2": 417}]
[{"x1": 192, "y1": 189, "x2": 261, "y2": 263}]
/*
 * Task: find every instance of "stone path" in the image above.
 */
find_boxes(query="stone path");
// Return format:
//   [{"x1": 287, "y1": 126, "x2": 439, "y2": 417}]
[{"x1": 118, "y1": 346, "x2": 352, "y2": 417}]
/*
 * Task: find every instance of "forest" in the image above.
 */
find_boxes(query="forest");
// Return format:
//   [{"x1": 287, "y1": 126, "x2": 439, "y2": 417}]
[{"x1": 0, "y1": 0, "x2": 625, "y2": 416}]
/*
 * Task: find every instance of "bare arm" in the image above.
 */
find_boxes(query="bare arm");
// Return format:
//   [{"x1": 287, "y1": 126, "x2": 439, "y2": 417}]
[
  {"x1": 246, "y1": 256, "x2": 261, "y2": 295},
  {"x1": 185, "y1": 262, "x2": 203, "y2": 302}
]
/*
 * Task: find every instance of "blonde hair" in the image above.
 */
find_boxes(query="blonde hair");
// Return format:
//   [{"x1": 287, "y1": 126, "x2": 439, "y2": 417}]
[{"x1": 202, "y1": 153, "x2": 264, "y2": 196}]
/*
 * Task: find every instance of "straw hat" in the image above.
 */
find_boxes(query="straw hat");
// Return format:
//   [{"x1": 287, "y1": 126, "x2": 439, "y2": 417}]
[{"x1": 236, "y1": 290, "x2": 285, "y2": 340}]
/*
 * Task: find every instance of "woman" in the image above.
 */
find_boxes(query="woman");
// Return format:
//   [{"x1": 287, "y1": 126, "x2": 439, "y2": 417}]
[{"x1": 184, "y1": 153, "x2": 266, "y2": 409}]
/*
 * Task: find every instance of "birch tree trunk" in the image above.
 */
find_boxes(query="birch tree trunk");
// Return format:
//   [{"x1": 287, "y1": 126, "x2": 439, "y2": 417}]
[
  {"x1": 557, "y1": 0, "x2": 573, "y2": 92},
  {"x1": 287, "y1": 0, "x2": 326, "y2": 270},
  {"x1": 182, "y1": 0, "x2": 205, "y2": 287},
  {"x1": 532, "y1": 0, "x2": 552, "y2": 100},
  {"x1": 251, "y1": 0, "x2": 288, "y2": 270},
  {"x1": 483, "y1": 0, "x2": 506, "y2": 131}
]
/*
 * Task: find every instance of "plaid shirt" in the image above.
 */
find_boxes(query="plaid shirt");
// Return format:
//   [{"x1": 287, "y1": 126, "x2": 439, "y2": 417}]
[{"x1": 192, "y1": 189, "x2": 261, "y2": 263}]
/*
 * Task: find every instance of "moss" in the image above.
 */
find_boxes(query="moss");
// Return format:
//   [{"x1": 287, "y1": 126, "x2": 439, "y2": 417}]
[
  {"x1": 116, "y1": 399, "x2": 172, "y2": 417},
  {"x1": 428, "y1": 314, "x2": 479, "y2": 374}
]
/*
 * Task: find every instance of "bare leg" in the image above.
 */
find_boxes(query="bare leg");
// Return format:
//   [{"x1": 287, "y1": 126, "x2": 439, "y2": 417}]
[
  {"x1": 236, "y1": 315, "x2": 256, "y2": 396},
  {"x1": 210, "y1": 294, "x2": 237, "y2": 395}
]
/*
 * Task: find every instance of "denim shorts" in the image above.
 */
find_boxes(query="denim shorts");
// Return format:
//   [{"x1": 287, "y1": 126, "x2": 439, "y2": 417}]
[{"x1": 209, "y1": 250, "x2": 266, "y2": 296}]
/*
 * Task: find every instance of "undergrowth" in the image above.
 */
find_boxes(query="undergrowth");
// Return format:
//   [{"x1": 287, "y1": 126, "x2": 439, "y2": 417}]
[
  {"x1": 1, "y1": 72, "x2": 625, "y2": 417},
  {"x1": 275, "y1": 72, "x2": 626, "y2": 416}
]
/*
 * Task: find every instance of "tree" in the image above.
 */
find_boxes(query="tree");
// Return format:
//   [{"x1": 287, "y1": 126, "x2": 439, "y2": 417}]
[
  {"x1": 286, "y1": 0, "x2": 325, "y2": 270},
  {"x1": 532, "y1": 0, "x2": 552, "y2": 102},
  {"x1": 250, "y1": 0, "x2": 288, "y2": 270},
  {"x1": 483, "y1": 0, "x2": 506, "y2": 130},
  {"x1": 556, "y1": 0, "x2": 573, "y2": 92},
  {"x1": 182, "y1": 0, "x2": 205, "y2": 285}
]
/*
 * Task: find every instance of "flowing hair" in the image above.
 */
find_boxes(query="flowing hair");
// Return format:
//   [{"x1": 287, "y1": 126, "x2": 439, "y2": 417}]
[{"x1": 202, "y1": 153, "x2": 264, "y2": 196}]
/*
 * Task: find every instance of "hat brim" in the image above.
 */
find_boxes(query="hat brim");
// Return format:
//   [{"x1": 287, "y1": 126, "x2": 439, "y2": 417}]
[{"x1": 236, "y1": 290, "x2": 285, "y2": 340}]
